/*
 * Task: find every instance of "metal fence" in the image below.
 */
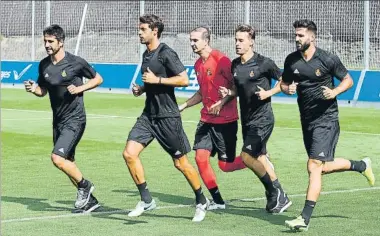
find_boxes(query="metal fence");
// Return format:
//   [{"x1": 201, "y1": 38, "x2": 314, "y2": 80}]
[{"x1": 1, "y1": 1, "x2": 379, "y2": 70}]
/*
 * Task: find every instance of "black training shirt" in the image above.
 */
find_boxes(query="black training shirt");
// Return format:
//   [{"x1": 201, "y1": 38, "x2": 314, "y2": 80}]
[
  {"x1": 141, "y1": 43, "x2": 186, "y2": 118},
  {"x1": 282, "y1": 47, "x2": 348, "y2": 124},
  {"x1": 232, "y1": 53, "x2": 281, "y2": 126},
  {"x1": 37, "y1": 52, "x2": 97, "y2": 125}
]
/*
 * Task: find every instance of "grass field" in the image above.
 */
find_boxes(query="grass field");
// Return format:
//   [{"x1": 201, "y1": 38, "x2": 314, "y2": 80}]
[{"x1": 1, "y1": 88, "x2": 379, "y2": 236}]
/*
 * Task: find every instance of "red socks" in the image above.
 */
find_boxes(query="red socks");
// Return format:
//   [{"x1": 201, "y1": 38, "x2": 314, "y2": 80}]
[
  {"x1": 218, "y1": 156, "x2": 246, "y2": 172},
  {"x1": 195, "y1": 150, "x2": 217, "y2": 189}
]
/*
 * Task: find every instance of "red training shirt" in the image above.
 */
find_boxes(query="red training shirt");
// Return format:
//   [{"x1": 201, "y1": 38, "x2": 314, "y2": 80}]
[{"x1": 194, "y1": 50, "x2": 239, "y2": 124}]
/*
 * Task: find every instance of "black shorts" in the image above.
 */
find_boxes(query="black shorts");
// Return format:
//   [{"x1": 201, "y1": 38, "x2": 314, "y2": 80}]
[
  {"x1": 302, "y1": 120, "x2": 340, "y2": 162},
  {"x1": 53, "y1": 122, "x2": 86, "y2": 161},
  {"x1": 193, "y1": 121, "x2": 238, "y2": 162},
  {"x1": 127, "y1": 115, "x2": 191, "y2": 158},
  {"x1": 241, "y1": 123, "x2": 273, "y2": 158}
]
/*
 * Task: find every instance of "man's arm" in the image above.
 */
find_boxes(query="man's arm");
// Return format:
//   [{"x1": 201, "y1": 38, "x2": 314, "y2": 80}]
[
  {"x1": 78, "y1": 73, "x2": 103, "y2": 92},
  {"x1": 219, "y1": 84, "x2": 237, "y2": 98},
  {"x1": 24, "y1": 80, "x2": 47, "y2": 97},
  {"x1": 158, "y1": 70, "x2": 189, "y2": 87},
  {"x1": 330, "y1": 74, "x2": 353, "y2": 96},
  {"x1": 263, "y1": 79, "x2": 282, "y2": 97},
  {"x1": 280, "y1": 55, "x2": 298, "y2": 95},
  {"x1": 67, "y1": 58, "x2": 104, "y2": 94},
  {"x1": 142, "y1": 48, "x2": 189, "y2": 87},
  {"x1": 255, "y1": 60, "x2": 283, "y2": 100},
  {"x1": 321, "y1": 55, "x2": 353, "y2": 99},
  {"x1": 179, "y1": 90, "x2": 202, "y2": 112}
]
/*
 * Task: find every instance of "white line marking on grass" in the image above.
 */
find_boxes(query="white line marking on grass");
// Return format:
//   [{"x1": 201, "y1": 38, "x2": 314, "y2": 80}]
[
  {"x1": 2, "y1": 186, "x2": 380, "y2": 223},
  {"x1": 2, "y1": 108, "x2": 380, "y2": 136}
]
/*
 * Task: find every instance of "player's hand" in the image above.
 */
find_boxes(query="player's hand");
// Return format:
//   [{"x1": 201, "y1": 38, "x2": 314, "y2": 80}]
[
  {"x1": 255, "y1": 86, "x2": 272, "y2": 100},
  {"x1": 24, "y1": 80, "x2": 36, "y2": 93},
  {"x1": 178, "y1": 103, "x2": 187, "y2": 112},
  {"x1": 67, "y1": 84, "x2": 83, "y2": 95},
  {"x1": 132, "y1": 83, "x2": 143, "y2": 97},
  {"x1": 288, "y1": 81, "x2": 298, "y2": 95},
  {"x1": 208, "y1": 100, "x2": 223, "y2": 116},
  {"x1": 142, "y1": 67, "x2": 159, "y2": 84},
  {"x1": 218, "y1": 86, "x2": 229, "y2": 98},
  {"x1": 321, "y1": 86, "x2": 337, "y2": 100}
]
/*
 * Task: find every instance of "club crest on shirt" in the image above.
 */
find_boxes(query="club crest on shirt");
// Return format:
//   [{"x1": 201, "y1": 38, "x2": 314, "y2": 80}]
[
  {"x1": 249, "y1": 70, "x2": 255, "y2": 77},
  {"x1": 61, "y1": 70, "x2": 67, "y2": 77},
  {"x1": 315, "y1": 68, "x2": 321, "y2": 77},
  {"x1": 206, "y1": 68, "x2": 212, "y2": 76}
]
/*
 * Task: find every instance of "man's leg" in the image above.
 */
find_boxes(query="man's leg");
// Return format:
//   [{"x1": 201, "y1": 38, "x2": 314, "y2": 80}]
[
  {"x1": 52, "y1": 123, "x2": 95, "y2": 209},
  {"x1": 322, "y1": 158, "x2": 374, "y2": 186},
  {"x1": 155, "y1": 117, "x2": 208, "y2": 222},
  {"x1": 241, "y1": 151, "x2": 278, "y2": 196},
  {"x1": 173, "y1": 155, "x2": 209, "y2": 222},
  {"x1": 213, "y1": 121, "x2": 246, "y2": 173},
  {"x1": 285, "y1": 121, "x2": 373, "y2": 231},
  {"x1": 242, "y1": 124, "x2": 291, "y2": 213},
  {"x1": 218, "y1": 157, "x2": 246, "y2": 172},
  {"x1": 124, "y1": 116, "x2": 156, "y2": 217},
  {"x1": 193, "y1": 122, "x2": 224, "y2": 208},
  {"x1": 195, "y1": 149, "x2": 225, "y2": 207}
]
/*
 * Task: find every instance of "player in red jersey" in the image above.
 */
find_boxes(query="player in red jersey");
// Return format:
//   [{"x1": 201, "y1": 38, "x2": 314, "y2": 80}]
[{"x1": 179, "y1": 26, "x2": 246, "y2": 210}]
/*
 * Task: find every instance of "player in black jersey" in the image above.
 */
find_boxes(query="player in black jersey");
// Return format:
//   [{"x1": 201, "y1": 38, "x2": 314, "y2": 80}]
[
  {"x1": 24, "y1": 24, "x2": 103, "y2": 213},
  {"x1": 123, "y1": 14, "x2": 208, "y2": 222},
  {"x1": 219, "y1": 24, "x2": 292, "y2": 214},
  {"x1": 281, "y1": 19, "x2": 375, "y2": 232}
]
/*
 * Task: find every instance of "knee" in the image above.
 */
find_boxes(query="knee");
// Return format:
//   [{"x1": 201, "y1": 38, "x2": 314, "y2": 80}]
[
  {"x1": 307, "y1": 159, "x2": 323, "y2": 174},
  {"x1": 51, "y1": 154, "x2": 65, "y2": 169},
  {"x1": 322, "y1": 164, "x2": 331, "y2": 174},
  {"x1": 174, "y1": 161, "x2": 183, "y2": 171},
  {"x1": 218, "y1": 161, "x2": 233, "y2": 172},
  {"x1": 122, "y1": 149, "x2": 138, "y2": 164},
  {"x1": 174, "y1": 157, "x2": 191, "y2": 172},
  {"x1": 195, "y1": 155, "x2": 208, "y2": 165}
]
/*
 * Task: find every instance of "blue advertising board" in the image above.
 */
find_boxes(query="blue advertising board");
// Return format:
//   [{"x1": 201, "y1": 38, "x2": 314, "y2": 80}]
[{"x1": 1, "y1": 60, "x2": 379, "y2": 102}]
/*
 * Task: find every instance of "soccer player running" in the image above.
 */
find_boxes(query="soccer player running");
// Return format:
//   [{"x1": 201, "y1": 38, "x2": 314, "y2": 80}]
[
  {"x1": 23, "y1": 24, "x2": 103, "y2": 213},
  {"x1": 219, "y1": 24, "x2": 292, "y2": 213},
  {"x1": 178, "y1": 26, "x2": 246, "y2": 210},
  {"x1": 123, "y1": 14, "x2": 209, "y2": 222},
  {"x1": 281, "y1": 20, "x2": 375, "y2": 232}
]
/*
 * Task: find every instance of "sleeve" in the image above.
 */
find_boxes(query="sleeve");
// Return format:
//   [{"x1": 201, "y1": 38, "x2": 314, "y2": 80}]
[
  {"x1": 281, "y1": 55, "x2": 294, "y2": 84},
  {"x1": 329, "y1": 54, "x2": 349, "y2": 81},
  {"x1": 219, "y1": 56, "x2": 234, "y2": 87},
  {"x1": 267, "y1": 59, "x2": 282, "y2": 81},
  {"x1": 36, "y1": 61, "x2": 47, "y2": 88},
  {"x1": 76, "y1": 56, "x2": 97, "y2": 79},
  {"x1": 163, "y1": 49, "x2": 186, "y2": 76}
]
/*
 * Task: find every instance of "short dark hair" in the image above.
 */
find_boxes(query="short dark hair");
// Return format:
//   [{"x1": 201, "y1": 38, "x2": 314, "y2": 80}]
[
  {"x1": 235, "y1": 24, "x2": 256, "y2": 40},
  {"x1": 43, "y1": 24, "x2": 65, "y2": 42},
  {"x1": 190, "y1": 26, "x2": 211, "y2": 43},
  {"x1": 293, "y1": 19, "x2": 317, "y2": 34},
  {"x1": 139, "y1": 14, "x2": 164, "y2": 38}
]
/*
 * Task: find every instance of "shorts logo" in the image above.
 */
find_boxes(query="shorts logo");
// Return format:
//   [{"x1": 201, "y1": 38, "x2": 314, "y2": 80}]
[
  {"x1": 45, "y1": 73, "x2": 49, "y2": 78},
  {"x1": 206, "y1": 68, "x2": 212, "y2": 76},
  {"x1": 293, "y1": 69, "x2": 299, "y2": 74},
  {"x1": 249, "y1": 71, "x2": 254, "y2": 77},
  {"x1": 318, "y1": 152, "x2": 325, "y2": 157},
  {"x1": 246, "y1": 145, "x2": 252, "y2": 150},
  {"x1": 233, "y1": 71, "x2": 237, "y2": 77},
  {"x1": 220, "y1": 154, "x2": 227, "y2": 159},
  {"x1": 61, "y1": 70, "x2": 67, "y2": 77},
  {"x1": 174, "y1": 150, "x2": 182, "y2": 155},
  {"x1": 58, "y1": 148, "x2": 65, "y2": 154},
  {"x1": 315, "y1": 68, "x2": 321, "y2": 77}
]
